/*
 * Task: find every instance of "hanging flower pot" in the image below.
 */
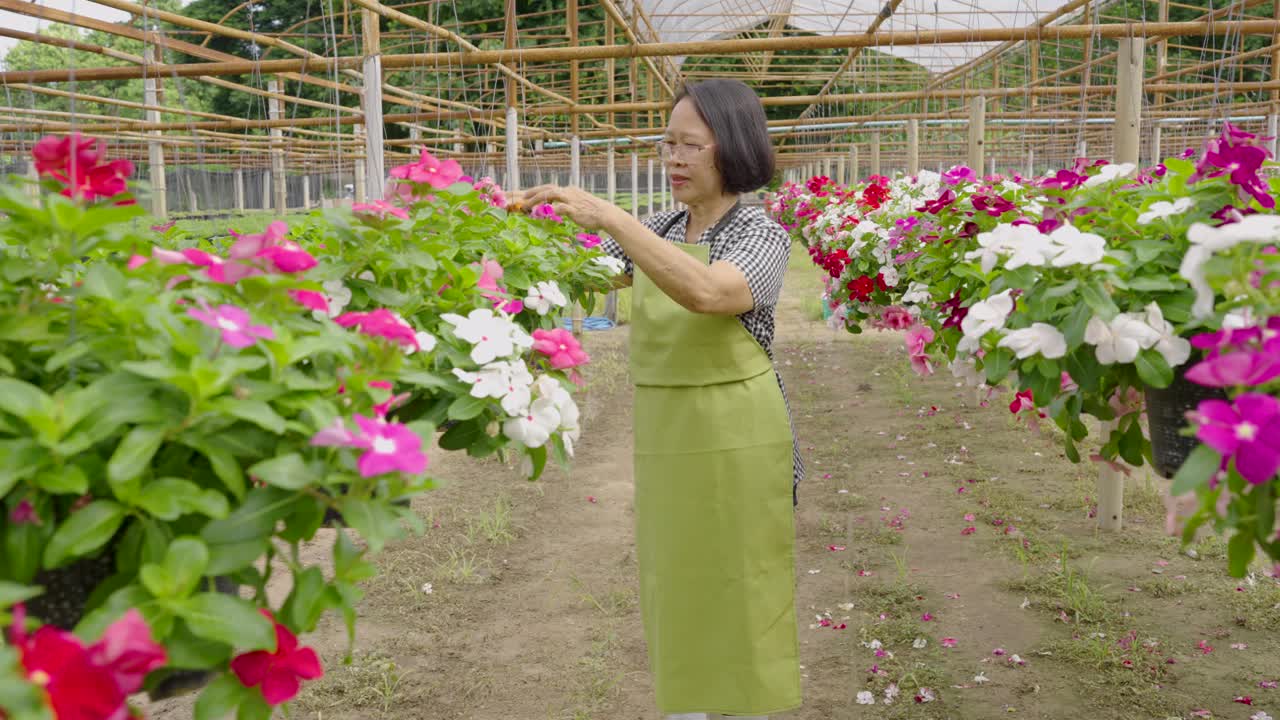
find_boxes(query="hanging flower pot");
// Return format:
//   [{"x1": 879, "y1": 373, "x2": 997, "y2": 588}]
[{"x1": 1144, "y1": 359, "x2": 1228, "y2": 479}]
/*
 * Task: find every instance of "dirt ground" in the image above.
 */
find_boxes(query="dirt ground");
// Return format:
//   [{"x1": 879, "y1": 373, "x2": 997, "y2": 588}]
[{"x1": 150, "y1": 250, "x2": 1280, "y2": 720}]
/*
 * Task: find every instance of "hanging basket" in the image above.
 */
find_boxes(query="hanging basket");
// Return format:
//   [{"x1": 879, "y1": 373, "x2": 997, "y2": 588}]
[
  {"x1": 25, "y1": 544, "x2": 238, "y2": 701},
  {"x1": 1143, "y1": 362, "x2": 1227, "y2": 479}
]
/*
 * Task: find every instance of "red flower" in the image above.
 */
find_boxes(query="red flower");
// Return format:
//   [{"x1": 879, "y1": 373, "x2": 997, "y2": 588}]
[
  {"x1": 31, "y1": 134, "x2": 134, "y2": 203},
  {"x1": 1009, "y1": 389, "x2": 1036, "y2": 415},
  {"x1": 847, "y1": 274, "x2": 876, "y2": 302},
  {"x1": 230, "y1": 611, "x2": 323, "y2": 706},
  {"x1": 9, "y1": 607, "x2": 166, "y2": 720}
]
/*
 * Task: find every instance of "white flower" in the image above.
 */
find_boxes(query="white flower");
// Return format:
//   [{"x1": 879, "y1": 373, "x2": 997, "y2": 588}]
[
  {"x1": 950, "y1": 357, "x2": 985, "y2": 388},
  {"x1": 912, "y1": 638, "x2": 928, "y2": 649},
  {"x1": 407, "y1": 331, "x2": 437, "y2": 355},
  {"x1": 1084, "y1": 313, "x2": 1161, "y2": 365},
  {"x1": 442, "y1": 309, "x2": 529, "y2": 364},
  {"x1": 1083, "y1": 162, "x2": 1136, "y2": 187},
  {"x1": 525, "y1": 281, "x2": 568, "y2": 316},
  {"x1": 1004, "y1": 231, "x2": 1058, "y2": 271},
  {"x1": 1143, "y1": 302, "x2": 1191, "y2": 367},
  {"x1": 974, "y1": 672, "x2": 990, "y2": 684},
  {"x1": 883, "y1": 683, "x2": 900, "y2": 705},
  {"x1": 593, "y1": 256, "x2": 626, "y2": 275},
  {"x1": 852, "y1": 219, "x2": 883, "y2": 240},
  {"x1": 1047, "y1": 224, "x2": 1107, "y2": 267},
  {"x1": 532, "y1": 375, "x2": 581, "y2": 456},
  {"x1": 314, "y1": 279, "x2": 352, "y2": 320},
  {"x1": 1137, "y1": 197, "x2": 1194, "y2": 225},
  {"x1": 998, "y1": 323, "x2": 1068, "y2": 359},
  {"x1": 1182, "y1": 216, "x2": 1280, "y2": 318},
  {"x1": 960, "y1": 289, "x2": 1015, "y2": 343},
  {"x1": 967, "y1": 224, "x2": 1048, "y2": 274},
  {"x1": 856, "y1": 691, "x2": 876, "y2": 705},
  {"x1": 1251, "y1": 712, "x2": 1274, "y2": 720},
  {"x1": 901, "y1": 282, "x2": 930, "y2": 305},
  {"x1": 880, "y1": 265, "x2": 900, "y2": 288},
  {"x1": 420, "y1": 582, "x2": 433, "y2": 594},
  {"x1": 503, "y1": 397, "x2": 561, "y2": 448},
  {"x1": 1224, "y1": 307, "x2": 1257, "y2": 329},
  {"x1": 872, "y1": 242, "x2": 893, "y2": 265},
  {"x1": 863, "y1": 639, "x2": 883, "y2": 650},
  {"x1": 356, "y1": 270, "x2": 375, "y2": 282},
  {"x1": 452, "y1": 361, "x2": 534, "y2": 416}
]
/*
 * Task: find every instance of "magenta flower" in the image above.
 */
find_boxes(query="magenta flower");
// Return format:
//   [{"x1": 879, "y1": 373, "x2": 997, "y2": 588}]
[
  {"x1": 1185, "y1": 351, "x2": 1280, "y2": 387},
  {"x1": 576, "y1": 233, "x2": 603, "y2": 249},
  {"x1": 476, "y1": 260, "x2": 504, "y2": 294},
  {"x1": 972, "y1": 194, "x2": 1016, "y2": 217},
  {"x1": 257, "y1": 241, "x2": 317, "y2": 274},
  {"x1": 1192, "y1": 394, "x2": 1280, "y2": 484},
  {"x1": 1040, "y1": 168, "x2": 1087, "y2": 191},
  {"x1": 230, "y1": 610, "x2": 323, "y2": 705},
  {"x1": 532, "y1": 328, "x2": 590, "y2": 370},
  {"x1": 473, "y1": 176, "x2": 508, "y2": 208},
  {"x1": 289, "y1": 290, "x2": 329, "y2": 313},
  {"x1": 904, "y1": 323, "x2": 935, "y2": 376},
  {"x1": 881, "y1": 306, "x2": 914, "y2": 331},
  {"x1": 1191, "y1": 123, "x2": 1275, "y2": 208},
  {"x1": 228, "y1": 221, "x2": 288, "y2": 260},
  {"x1": 334, "y1": 309, "x2": 421, "y2": 351},
  {"x1": 916, "y1": 189, "x2": 956, "y2": 215},
  {"x1": 531, "y1": 203, "x2": 563, "y2": 222},
  {"x1": 312, "y1": 415, "x2": 428, "y2": 477},
  {"x1": 9, "y1": 499, "x2": 40, "y2": 526},
  {"x1": 126, "y1": 254, "x2": 148, "y2": 270},
  {"x1": 352, "y1": 199, "x2": 409, "y2": 220},
  {"x1": 389, "y1": 149, "x2": 463, "y2": 189},
  {"x1": 942, "y1": 166, "x2": 977, "y2": 186},
  {"x1": 187, "y1": 302, "x2": 275, "y2": 347}
]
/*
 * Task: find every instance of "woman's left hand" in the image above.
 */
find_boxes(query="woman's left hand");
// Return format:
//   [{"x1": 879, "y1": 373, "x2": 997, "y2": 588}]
[{"x1": 513, "y1": 185, "x2": 619, "y2": 231}]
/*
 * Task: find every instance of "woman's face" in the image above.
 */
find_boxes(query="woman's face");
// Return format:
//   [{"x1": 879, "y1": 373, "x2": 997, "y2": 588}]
[{"x1": 663, "y1": 98, "x2": 724, "y2": 205}]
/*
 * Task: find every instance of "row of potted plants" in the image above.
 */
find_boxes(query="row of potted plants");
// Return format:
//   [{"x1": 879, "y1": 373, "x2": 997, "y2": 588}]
[
  {"x1": 766, "y1": 124, "x2": 1280, "y2": 579},
  {"x1": 0, "y1": 135, "x2": 618, "y2": 719}
]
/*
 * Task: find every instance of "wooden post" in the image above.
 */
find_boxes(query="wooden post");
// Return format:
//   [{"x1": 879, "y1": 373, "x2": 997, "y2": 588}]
[
  {"x1": 1152, "y1": 0, "x2": 1168, "y2": 166},
  {"x1": 1026, "y1": 149, "x2": 1034, "y2": 179},
  {"x1": 1097, "y1": 421, "x2": 1125, "y2": 531},
  {"x1": 630, "y1": 152, "x2": 639, "y2": 218},
  {"x1": 967, "y1": 96, "x2": 986, "y2": 172},
  {"x1": 1114, "y1": 37, "x2": 1145, "y2": 166},
  {"x1": 234, "y1": 169, "x2": 245, "y2": 211},
  {"x1": 570, "y1": 137, "x2": 581, "y2": 186},
  {"x1": 849, "y1": 144, "x2": 859, "y2": 183},
  {"x1": 302, "y1": 174, "x2": 311, "y2": 210},
  {"x1": 361, "y1": 8, "x2": 385, "y2": 201},
  {"x1": 187, "y1": 186, "x2": 198, "y2": 214},
  {"x1": 1077, "y1": 139, "x2": 1088, "y2": 159},
  {"x1": 354, "y1": 126, "x2": 367, "y2": 203},
  {"x1": 647, "y1": 157, "x2": 654, "y2": 216},
  {"x1": 1151, "y1": 125, "x2": 1162, "y2": 166},
  {"x1": 267, "y1": 78, "x2": 287, "y2": 214},
  {"x1": 835, "y1": 154, "x2": 846, "y2": 185},
  {"x1": 871, "y1": 133, "x2": 881, "y2": 176},
  {"x1": 144, "y1": 45, "x2": 166, "y2": 219},
  {"x1": 907, "y1": 119, "x2": 920, "y2": 175},
  {"x1": 261, "y1": 172, "x2": 271, "y2": 210},
  {"x1": 503, "y1": 0, "x2": 519, "y2": 192}
]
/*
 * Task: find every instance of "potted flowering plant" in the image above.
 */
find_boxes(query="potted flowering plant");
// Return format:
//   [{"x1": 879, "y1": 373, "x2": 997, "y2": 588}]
[{"x1": 0, "y1": 135, "x2": 617, "y2": 720}]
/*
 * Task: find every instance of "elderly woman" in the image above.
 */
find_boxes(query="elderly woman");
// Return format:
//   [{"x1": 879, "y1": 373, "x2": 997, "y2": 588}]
[{"x1": 515, "y1": 78, "x2": 803, "y2": 720}]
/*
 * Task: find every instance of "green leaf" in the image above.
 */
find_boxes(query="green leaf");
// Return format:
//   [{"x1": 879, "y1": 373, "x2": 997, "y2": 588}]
[
  {"x1": 237, "y1": 691, "x2": 272, "y2": 720},
  {"x1": 438, "y1": 418, "x2": 486, "y2": 451},
  {"x1": 166, "y1": 537, "x2": 210, "y2": 597},
  {"x1": 190, "y1": 443, "x2": 246, "y2": 500},
  {"x1": 1118, "y1": 417, "x2": 1146, "y2": 467},
  {"x1": 80, "y1": 262, "x2": 126, "y2": 301},
  {"x1": 1171, "y1": 444, "x2": 1221, "y2": 495},
  {"x1": 1228, "y1": 530, "x2": 1256, "y2": 579},
  {"x1": 282, "y1": 566, "x2": 328, "y2": 632},
  {"x1": 201, "y1": 488, "x2": 294, "y2": 545},
  {"x1": 107, "y1": 425, "x2": 167, "y2": 487},
  {"x1": 1063, "y1": 434, "x2": 1081, "y2": 464},
  {"x1": 210, "y1": 399, "x2": 286, "y2": 435},
  {"x1": 194, "y1": 672, "x2": 252, "y2": 720},
  {"x1": 43, "y1": 500, "x2": 128, "y2": 569},
  {"x1": 1127, "y1": 276, "x2": 1182, "y2": 292},
  {"x1": 1080, "y1": 279, "x2": 1120, "y2": 322},
  {"x1": 983, "y1": 347, "x2": 1014, "y2": 385},
  {"x1": 180, "y1": 593, "x2": 275, "y2": 651},
  {"x1": 333, "y1": 531, "x2": 376, "y2": 584},
  {"x1": 1134, "y1": 349, "x2": 1175, "y2": 389},
  {"x1": 163, "y1": 620, "x2": 232, "y2": 670},
  {"x1": 447, "y1": 394, "x2": 488, "y2": 421},
  {"x1": 138, "y1": 478, "x2": 229, "y2": 520},
  {"x1": 206, "y1": 539, "x2": 269, "y2": 575},
  {"x1": 337, "y1": 497, "x2": 399, "y2": 553},
  {"x1": 364, "y1": 285, "x2": 412, "y2": 306},
  {"x1": 247, "y1": 453, "x2": 311, "y2": 491},
  {"x1": 120, "y1": 360, "x2": 181, "y2": 382},
  {"x1": 398, "y1": 370, "x2": 454, "y2": 391},
  {"x1": 0, "y1": 582, "x2": 41, "y2": 607},
  {"x1": 33, "y1": 464, "x2": 88, "y2": 495},
  {"x1": 1257, "y1": 482, "x2": 1275, "y2": 543},
  {"x1": 0, "y1": 439, "x2": 43, "y2": 498},
  {"x1": 0, "y1": 378, "x2": 53, "y2": 424},
  {"x1": 1062, "y1": 302, "x2": 1092, "y2": 349}
]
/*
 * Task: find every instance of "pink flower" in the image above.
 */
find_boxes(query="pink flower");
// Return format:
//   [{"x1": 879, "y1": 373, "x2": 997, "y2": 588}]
[
  {"x1": 1010, "y1": 389, "x2": 1036, "y2": 414},
  {"x1": 289, "y1": 290, "x2": 330, "y2": 313},
  {"x1": 257, "y1": 241, "x2": 317, "y2": 273},
  {"x1": 1060, "y1": 372, "x2": 1079, "y2": 393},
  {"x1": 827, "y1": 545, "x2": 847, "y2": 552},
  {"x1": 476, "y1": 260, "x2": 504, "y2": 294},
  {"x1": 531, "y1": 203, "x2": 563, "y2": 222},
  {"x1": 311, "y1": 414, "x2": 428, "y2": 477},
  {"x1": 961, "y1": 526, "x2": 976, "y2": 535},
  {"x1": 187, "y1": 302, "x2": 275, "y2": 348},
  {"x1": 1190, "y1": 394, "x2": 1280, "y2": 484},
  {"x1": 1186, "y1": 350, "x2": 1280, "y2": 388},
  {"x1": 921, "y1": 613, "x2": 934, "y2": 622},
  {"x1": 32, "y1": 133, "x2": 134, "y2": 203},
  {"x1": 352, "y1": 199, "x2": 409, "y2": 220},
  {"x1": 532, "y1": 328, "x2": 590, "y2": 370},
  {"x1": 473, "y1": 176, "x2": 508, "y2": 208},
  {"x1": 126, "y1": 254, "x2": 148, "y2": 270},
  {"x1": 882, "y1": 306, "x2": 914, "y2": 330},
  {"x1": 389, "y1": 149, "x2": 463, "y2": 189},
  {"x1": 1196, "y1": 640, "x2": 1214, "y2": 654},
  {"x1": 577, "y1": 233, "x2": 603, "y2": 249},
  {"x1": 992, "y1": 648, "x2": 1007, "y2": 656},
  {"x1": 9, "y1": 499, "x2": 40, "y2": 525},
  {"x1": 230, "y1": 610, "x2": 323, "y2": 706},
  {"x1": 904, "y1": 323, "x2": 935, "y2": 376},
  {"x1": 335, "y1": 309, "x2": 420, "y2": 351},
  {"x1": 228, "y1": 221, "x2": 289, "y2": 260},
  {"x1": 941, "y1": 637, "x2": 958, "y2": 648},
  {"x1": 150, "y1": 221, "x2": 176, "y2": 233}
]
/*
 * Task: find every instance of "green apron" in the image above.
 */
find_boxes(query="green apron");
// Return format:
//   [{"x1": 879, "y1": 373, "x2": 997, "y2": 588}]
[{"x1": 631, "y1": 235, "x2": 801, "y2": 716}]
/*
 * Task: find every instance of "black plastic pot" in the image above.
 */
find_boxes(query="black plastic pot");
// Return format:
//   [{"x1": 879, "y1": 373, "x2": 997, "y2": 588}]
[
  {"x1": 1144, "y1": 363, "x2": 1228, "y2": 479},
  {"x1": 26, "y1": 550, "x2": 237, "y2": 701}
]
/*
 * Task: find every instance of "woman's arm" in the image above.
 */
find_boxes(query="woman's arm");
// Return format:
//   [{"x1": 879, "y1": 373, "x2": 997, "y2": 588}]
[{"x1": 516, "y1": 185, "x2": 751, "y2": 315}]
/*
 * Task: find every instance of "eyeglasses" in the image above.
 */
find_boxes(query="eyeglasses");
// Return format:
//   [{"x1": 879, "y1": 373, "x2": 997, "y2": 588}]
[{"x1": 656, "y1": 140, "x2": 715, "y2": 163}]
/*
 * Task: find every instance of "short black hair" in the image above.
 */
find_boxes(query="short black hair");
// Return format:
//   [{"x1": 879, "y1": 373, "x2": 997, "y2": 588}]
[{"x1": 674, "y1": 79, "x2": 776, "y2": 194}]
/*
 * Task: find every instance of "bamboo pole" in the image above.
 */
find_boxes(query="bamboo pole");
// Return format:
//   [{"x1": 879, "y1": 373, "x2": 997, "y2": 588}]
[
  {"x1": 631, "y1": 152, "x2": 640, "y2": 218},
  {"x1": 268, "y1": 78, "x2": 288, "y2": 214},
  {"x1": 849, "y1": 144, "x2": 859, "y2": 183},
  {"x1": 1114, "y1": 38, "x2": 1145, "y2": 166},
  {"x1": 907, "y1": 119, "x2": 920, "y2": 175},
  {"x1": 647, "y1": 157, "x2": 655, "y2": 217},
  {"x1": 234, "y1": 169, "x2": 245, "y2": 212},
  {"x1": 968, "y1": 96, "x2": 986, "y2": 171},
  {"x1": 361, "y1": 8, "x2": 386, "y2": 202},
  {"x1": 5, "y1": 20, "x2": 1278, "y2": 85},
  {"x1": 871, "y1": 133, "x2": 882, "y2": 176},
  {"x1": 504, "y1": 0, "x2": 520, "y2": 193},
  {"x1": 144, "y1": 45, "x2": 167, "y2": 219}
]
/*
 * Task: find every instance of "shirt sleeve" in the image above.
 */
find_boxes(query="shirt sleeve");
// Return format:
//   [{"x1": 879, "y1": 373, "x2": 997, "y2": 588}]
[
  {"x1": 599, "y1": 211, "x2": 680, "y2": 277},
  {"x1": 718, "y1": 222, "x2": 792, "y2": 311}
]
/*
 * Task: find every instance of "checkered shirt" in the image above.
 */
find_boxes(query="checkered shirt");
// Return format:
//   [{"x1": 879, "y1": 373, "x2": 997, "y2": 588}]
[{"x1": 602, "y1": 206, "x2": 806, "y2": 487}]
